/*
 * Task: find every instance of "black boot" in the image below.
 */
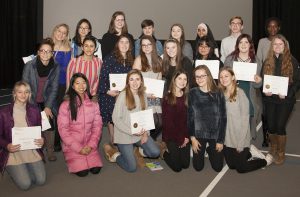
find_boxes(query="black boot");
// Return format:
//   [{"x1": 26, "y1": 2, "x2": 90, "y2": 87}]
[{"x1": 261, "y1": 115, "x2": 269, "y2": 147}]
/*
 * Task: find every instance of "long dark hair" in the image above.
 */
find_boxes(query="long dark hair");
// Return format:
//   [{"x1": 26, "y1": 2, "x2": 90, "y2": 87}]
[
  {"x1": 73, "y1": 18, "x2": 92, "y2": 46},
  {"x1": 112, "y1": 34, "x2": 134, "y2": 66},
  {"x1": 230, "y1": 34, "x2": 255, "y2": 61},
  {"x1": 66, "y1": 73, "x2": 92, "y2": 121}
]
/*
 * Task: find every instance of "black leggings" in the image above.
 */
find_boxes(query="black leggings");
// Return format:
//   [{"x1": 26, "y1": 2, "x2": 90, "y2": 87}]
[
  {"x1": 264, "y1": 101, "x2": 294, "y2": 135},
  {"x1": 163, "y1": 141, "x2": 190, "y2": 172},
  {"x1": 75, "y1": 167, "x2": 102, "y2": 177},
  {"x1": 150, "y1": 113, "x2": 162, "y2": 140},
  {"x1": 224, "y1": 146, "x2": 266, "y2": 173},
  {"x1": 192, "y1": 138, "x2": 224, "y2": 172}
]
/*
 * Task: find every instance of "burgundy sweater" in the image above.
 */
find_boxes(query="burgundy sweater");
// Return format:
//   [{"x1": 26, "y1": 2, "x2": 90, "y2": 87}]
[{"x1": 162, "y1": 96, "x2": 189, "y2": 146}]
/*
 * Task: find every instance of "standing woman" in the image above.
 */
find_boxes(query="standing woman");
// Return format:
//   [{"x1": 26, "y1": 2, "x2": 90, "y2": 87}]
[
  {"x1": 0, "y1": 81, "x2": 45, "y2": 190},
  {"x1": 71, "y1": 18, "x2": 102, "y2": 58},
  {"x1": 169, "y1": 23, "x2": 193, "y2": 63},
  {"x1": 219, "y1": 67, "x2": 273, "y2": 173},
  {"x1": 224, "y1": 34, "x2": 263, "y2": 140},
  {"x1": 188, "y1": 65, "x2": 226, "y2": 172},
  {"x1": 51, "y1": 23, "x2": 72, "y2": 151},
  {"x1": 58, "y1": 73, "x2": 103, "y2": 177},
  {"x1": 162, "y1": 39, "x2": 194, "y2": 93},
  {"x1": 103, "y1": 70, "x2": 160, "y2": 173},
  {"x1": 262, "y1": 34, "x2": 300, "y2": 165},
  {"x1": 67, "y1": 36, "x2": 102, "y2": 96},
  {"x1": 161, "y1": 70, "x2": 190, "y2": 172},
  {"x1": 101, "y1": 11, "x2": 135, "y2": 59},
  {"x1": 22, "y1": 38, "x2": 60, "y2": 161},
  {"x1": 98, "y1": 35, "x2": 133, "y2": 145},
  {"x1": 133, "y1": 35, "x2": 163, "y2": 140}
]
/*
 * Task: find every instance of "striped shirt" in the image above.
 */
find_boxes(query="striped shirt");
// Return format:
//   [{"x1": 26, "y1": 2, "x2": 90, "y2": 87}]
[{"x1": 66, "y1": 56, "x2": 102, "y2": 95}]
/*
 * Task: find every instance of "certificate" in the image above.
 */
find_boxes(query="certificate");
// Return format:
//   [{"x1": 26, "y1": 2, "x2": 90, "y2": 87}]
[
  {"x1": 144, "y1": 78, "x2": 165, "y2": 98},
  {"x1": 233, "y1": 61, "x2": 257, "y2": 82},
  {"x1": 195, "y1": 60, "x2": 220, "y2": 79},
  {"x1": 41, "y1": 111, "x2": 51, "y2": 131},
  {"x1": 109, "y1": 74, "x2": 127, "y2": 91},
  {"x1": 12, "y1": 126, "x2": 41, "y2": 150},
  {"x1": 130, "y1": 109, "x2": 155, "y2": 134},
  {"x1": 263, "y1": 75, "x2": 289, "y2": 96}
]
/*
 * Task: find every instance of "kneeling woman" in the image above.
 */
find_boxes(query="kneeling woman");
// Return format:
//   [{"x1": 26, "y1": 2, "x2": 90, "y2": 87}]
[
  {"x1": 104, "y1": 69, "x2": 160, "y2": 172},
  {"x1": 0, "y1": 81, "x2": 45, "y2": 190},
  {"x1": 219, "y1": 67, "x2": 273, "y2": 173},
  {"x1": 58, "y1": 73, "x2": 103, "y2": 177}
]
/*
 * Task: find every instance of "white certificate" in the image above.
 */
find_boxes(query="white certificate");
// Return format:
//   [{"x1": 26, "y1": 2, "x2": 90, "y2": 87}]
[
  {"x1": 233, "y1": 61, "x2": 257, "y2": 82},
  {"x1": 41, "y1": 111, "x2": 51, "y2": 131},
  {"x1": 195, "y1": 60, "x2": 220, "y2": 79},
  {"x1": 130, "y1": 109, "x2": 155, "y2": 134},
  {"x1": 144, "y1": 78, "x2": 165, "y2": 98},
  {"x1": 109, "y1": 74, "x2": 127, "y2": 91},
  {"x1": 263, "y1": 75, "x2": 289, "y2": 96},
  {"x1": 12, "y1": 126, "x2": 41, "y2": 150}
]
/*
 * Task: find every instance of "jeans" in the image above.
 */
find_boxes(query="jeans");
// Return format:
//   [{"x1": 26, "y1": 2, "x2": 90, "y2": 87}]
[
  {"x1": 116, "y1": 137, "x2": 160, "y2": 172},
  {"x1": 6, "y1": 160, "x2": 46, "y2": 190}
]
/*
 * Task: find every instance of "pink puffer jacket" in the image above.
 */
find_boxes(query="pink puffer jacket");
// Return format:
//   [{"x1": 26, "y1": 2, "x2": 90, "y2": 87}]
[{"x1": 58, "y1": 97, "x2": 103, "y2": 173}]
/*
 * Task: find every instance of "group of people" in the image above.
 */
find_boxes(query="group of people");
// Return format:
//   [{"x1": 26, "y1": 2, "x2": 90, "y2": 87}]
[{"x1": 0, "y1": 11, "x2": 299, "y2": 191}]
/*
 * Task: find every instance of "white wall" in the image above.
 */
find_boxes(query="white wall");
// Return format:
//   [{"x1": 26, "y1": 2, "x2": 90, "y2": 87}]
[{"x1": 44, "y1": 0, "x2": 252, "y2": 40}]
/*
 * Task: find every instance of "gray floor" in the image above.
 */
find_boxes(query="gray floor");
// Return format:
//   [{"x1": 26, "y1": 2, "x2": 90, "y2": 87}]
[{"x1": 0, "y1": 92, "x2": 300, "y2": 197}]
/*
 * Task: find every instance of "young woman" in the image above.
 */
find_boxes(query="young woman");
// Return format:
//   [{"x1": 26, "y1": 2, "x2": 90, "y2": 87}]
[
  {"x1": 162, "y1": 38, "x2": 194, "y2": 93},
  {"x1": 262, "y1": 34, "x2": 300, "y2": 165},
  {"x1": 71, "y1": 18, "x2": 102, "y2": 58},
  {"x1": 103, "y1": 69, "x2": 160, "y2": 173},
  {"x1": 133, "y1": 35, "x2": 163, "y2": 140},
  {"x1": 219, "y1": 67, "x2": 273, "y2": 173},
  {"x1": 51, "y1": 23, "x2": 72, "y2": 151},
  {"x1": 67, "y1": 36, "x2": 102, "y2": 96},
  {"x1": 22, "y1": 38, "x2": 60, "y2": 162},
  {"x1": 58, "y1": 73, "x2": 103, "y2": 177},
  {"x1": 161, "y1": 70, "x2": 190, "y2": 172},
  {"x1": 188, "y1": 65, "x2": 226, "y2": 172},
  {"x1": 0, "y1": 81, "x2": 45, "y2": 190},
  {"x1": 169, "y1": 23, "x2": 193, "y2": 63},
  {"x1": 101, "y1": 11, "x2": 135, "y2": 59},
  {"x1": 134, "y1": 19, "x2": 163, "y2": 56},
  {"x1": 224, "y1": 34, "x2": 262, "y2": 140},
  {"x1": 98, "y1": 35, "x2": 133, "y2": 144},
  {"x1": 194, "y1": 23, "x2": 219, "y2": 57}
]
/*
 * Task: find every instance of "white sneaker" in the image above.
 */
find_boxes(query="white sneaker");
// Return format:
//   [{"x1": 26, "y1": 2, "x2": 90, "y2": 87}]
[
  {"x1": 250, "y1": 144, "x2": 266, "y2": 159},
  {"x1": 265, "y1": 154, "x2": 274, "y2": 166}
]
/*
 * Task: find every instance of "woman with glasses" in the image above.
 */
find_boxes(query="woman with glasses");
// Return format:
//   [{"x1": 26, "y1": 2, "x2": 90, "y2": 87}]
[
  {"x1": 22, "y1": 38, "x2": 60, "y2": 162},
  {"x1": 71, "y1": 18, "x2": 102, "y2": 58},
  {"x1": 188, "y1": 65, "x2": 226, "y2": 172}
]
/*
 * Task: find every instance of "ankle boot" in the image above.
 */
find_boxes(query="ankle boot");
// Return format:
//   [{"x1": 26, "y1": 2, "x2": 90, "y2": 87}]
[
  {"x1": 275, "y1": 135, "x2": 286, "y2": 165},
  {"x1": 268, "y1": 134, "x2": 278, "y2": 160},
  {"x1": 134, "y1": 147, "x2": 145, "y2": 168},
  {"x1": 43, "y1": 130, "x2": 57, "y2": 161},
  {"x1": 103, "y1": 143, "x2": 119, "y2": 162}
]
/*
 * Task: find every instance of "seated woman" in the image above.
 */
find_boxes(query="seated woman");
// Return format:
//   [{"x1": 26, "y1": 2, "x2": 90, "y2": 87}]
[
  {"x1": 219, "y1": 67, "x2": 273, "y2": 173},
  {"x1": 0, "y1": 81, "x2": 45, "y2": 190},
  {"x1": 58, "y1": 73, "x2": 103, "y2": 177},
  {"x1": 103, "y1": 69, "x2": 160, "y2": 173}
]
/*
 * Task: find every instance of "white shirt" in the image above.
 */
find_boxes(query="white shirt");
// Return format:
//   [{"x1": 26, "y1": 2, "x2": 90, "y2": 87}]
[{"x1": 220, "y1": 34, "x2": 240, "y2": 63}]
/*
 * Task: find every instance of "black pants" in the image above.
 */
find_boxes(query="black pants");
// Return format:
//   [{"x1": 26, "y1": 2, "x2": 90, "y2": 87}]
[
  {"x1": 224, "y1": 146, "x2": 267, "y2": 173},
  {"x1": 192, "y1": 138, "x2": 224, "y2": 172},
  {"x1": 75, "y1": 167, "x2": 102, "y2": 177},
  {"x1": 150, "y1": 113, "x2": 162, "y2": 140},
  {"x1": 55, "y1": 84, "x2": 66, "y2": 147},
  {"x1": 163, "y1": 141, "x2": 190, "y2": 172},
  {"x1": 264, "y1": 101, "x2": 294, "y2": 135}
]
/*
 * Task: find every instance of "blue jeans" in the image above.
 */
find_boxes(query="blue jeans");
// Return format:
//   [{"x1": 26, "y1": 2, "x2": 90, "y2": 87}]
[
  {"x1": 116, "y1": 137, "x2": 160, "y2": 172},
  {"x1": 6, "y1": 160, "x2": 46, "y2": 190}
]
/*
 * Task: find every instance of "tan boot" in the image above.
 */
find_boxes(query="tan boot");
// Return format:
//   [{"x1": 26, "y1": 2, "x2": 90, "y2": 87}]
[
  {"x1": 103, "y1": 143, "x2": 119, "y2": 162},
  {"x1": 268, "y1": 134, "x2": 278, "y2": 160},
  {"x1": 43, "y1": 130, "x2": 57, "y2": 161},
  {"x1": 158, "y1": 141, "x2": 167, "y2": 159},
  {"x1": 275, "y1": 135, "x2": 286, "y2": 165},
  {"x1": 134, "y1": 147, "x2": 145, "y2": 168}
]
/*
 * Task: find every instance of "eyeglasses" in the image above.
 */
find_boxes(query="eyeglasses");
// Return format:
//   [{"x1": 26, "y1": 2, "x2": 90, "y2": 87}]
[
  {"x1": 79, "y1": 26, "x2": 89, "y2": 31},
  {"x1": 39, "y1": 49, "x2": 53, "y2": 55},
  {"x1": 141, "y1": 43, "x2": 152, "y2": 48},
  {"x1": 195, "y1": 75, "x2": 207, "y2": 79},
  {"x1": 230, "y1": 22, "x2": 242, "y2": 26}
]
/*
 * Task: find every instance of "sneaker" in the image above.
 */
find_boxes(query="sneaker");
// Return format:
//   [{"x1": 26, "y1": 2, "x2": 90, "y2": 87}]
[
  {"x1": 250, "y1": 144, "x2": 266, "y2": 159},
  {"x1": 103, "y1": 143, "x2": 120, "y2": 162},
  {"x1": 265, "y1": 153, "x2": 274, "y2": 166}
]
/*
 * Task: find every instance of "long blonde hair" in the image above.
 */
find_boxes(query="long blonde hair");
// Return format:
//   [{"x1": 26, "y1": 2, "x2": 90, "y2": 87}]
[
  {"x1": 51, "y1": 23, "x2": 71, "y2": 51},
  {"x1": 218, "y1": 66, "x2": 237, "y2": 102}
]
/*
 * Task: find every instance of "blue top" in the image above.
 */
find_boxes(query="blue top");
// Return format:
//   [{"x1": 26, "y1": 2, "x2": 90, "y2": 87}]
[{"x1": 54, "y1": 51, "x2": 71, "y2": 85}]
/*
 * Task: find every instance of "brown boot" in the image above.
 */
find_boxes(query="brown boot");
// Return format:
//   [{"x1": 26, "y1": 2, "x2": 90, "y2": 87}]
[
  {"x1": 103, "y1": 143, "x2": 119, "y2": 162},
  {"x1": 134, "y1": 147, "x2": 145, "y2": 168},
  {"x1": 275, "y1": 135, "x2": 286, "y2": 165},
  {"x1": 43, "y1": 130, "x2": 57, "y2": 161},
  {"x1": 158, "y1": 141, "x2": 167, "y2": 159},
  {"x1": 268, "y1": 134, "x2": 278, "y2": 160}
]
